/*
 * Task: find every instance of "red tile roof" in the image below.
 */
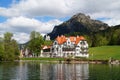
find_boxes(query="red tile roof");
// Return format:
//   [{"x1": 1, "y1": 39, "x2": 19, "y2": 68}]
[
  {"x1": 56, "y1": 35, "x2": 67, "y2": 44},
  {"x1": 75, "y1": 36, "x2": 85, "y2": 44},
  {"x1": 56, "y1": 35, "x2": 85, "y2": 45},
  {"x1": 69, "y1": 36, "x2": 76, "y2": 42},
  {"x1": 42, "y1": 45, "x2": 51, "y2": 49}
]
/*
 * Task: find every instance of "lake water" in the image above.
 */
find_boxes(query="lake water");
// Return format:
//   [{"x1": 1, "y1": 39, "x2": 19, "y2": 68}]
[{"x1": 0, "y1": 61, "x2": 120, "y2": 80}]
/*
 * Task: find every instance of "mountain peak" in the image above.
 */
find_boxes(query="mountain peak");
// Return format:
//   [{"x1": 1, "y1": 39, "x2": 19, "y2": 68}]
[
  {"x1": 48, "y1": 13, "x2": 109, "y2": 40},
  {"x1": 68, "y1": 13, "x2": 91, "y2": 24},
  {"x1": 71, "y1": 13, "x2": 90, "y2": 20}
]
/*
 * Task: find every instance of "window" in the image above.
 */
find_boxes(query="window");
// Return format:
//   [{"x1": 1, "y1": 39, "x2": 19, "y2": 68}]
[
  {"x1": 80, "y1": 41, "x2": 85, "y2": 45},
  {"x1": 54, "y1": 42, "x2": 57, "y2": 45},
  {"x1": 68, "y1": 41, "x2": 70, "y2": 44}
]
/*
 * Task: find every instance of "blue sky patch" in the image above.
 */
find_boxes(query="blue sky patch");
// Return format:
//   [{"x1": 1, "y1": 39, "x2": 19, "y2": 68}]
[
  {"x1": 59, "y1": 17, "x2": 70, "y2": 22},
  {"x1": 96, "y1": 17, "x2": 111, "y2": 21},
  {"x1": 35, "y1": 16, "x2": 70, "y2": 22},
  {"x1": 0, "y1": 0, "x2": 13, "y2": 7},
  {"x1": 0, "y1": 0, "x2": 20, "y2": 8},
  {"x1": 35, "y1": 16, "x2": 56, "y2": 22},
  {"x1": 0, "y1": 16, "x2": 7, "y2": 23}
]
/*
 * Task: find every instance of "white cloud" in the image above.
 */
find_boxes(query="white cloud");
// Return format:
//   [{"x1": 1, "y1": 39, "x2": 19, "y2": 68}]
[
  {"x1": 0, "y1": 0, "x2": 120, "y2": 22},
  {"x1": 0, "y1": 16, "x2": 62, "y2": 43},
  {"x1": 104, "y1": 19, "x2": 120, "y2": 26},
  {"x1": 13, "y1": 32, "x2": 30, "y2": 43},
  {"x1": 0, "y1": 0, "x2": 120, "y2": 43},
  {"x1": 0, "y1": 16, "x2": 62, "y2": 33},
  {"x1": 0, "y1": 0, "x2": 119, "y2": 18},
  {"x1": 0, "y1": 0, "x2": 71, "y2": 17},
  {"x1": 0, "y1": 7, "x2": 20, "y2": 17}
]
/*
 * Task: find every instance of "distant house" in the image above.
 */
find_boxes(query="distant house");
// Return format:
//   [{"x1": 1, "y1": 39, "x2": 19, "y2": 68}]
[
  {"x1": 44, "y1": 35, "x2": 50, "y2": 41},
  {"x1": 41, "y1": 35, "x2": 89, "y2": 58},
  {"x1": 41, "y1": 45, "x2": 52, "y2": 57},
  {"x1": 20, "y1": 48, "x2": 33, "y2": 57}
]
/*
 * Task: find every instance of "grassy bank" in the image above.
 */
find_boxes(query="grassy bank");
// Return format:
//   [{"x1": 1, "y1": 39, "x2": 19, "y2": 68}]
[
  {"x1": 21, "y1": 57, "x2": 65, "y2": 61},
  {"x1": 89, "y1": 46, "x2": 120, "y2": 60}
]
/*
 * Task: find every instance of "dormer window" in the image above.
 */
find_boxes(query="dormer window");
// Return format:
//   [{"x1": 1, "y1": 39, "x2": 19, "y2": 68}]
[
  {"x1": 80, "y1": 41, "x2": 85, "y2": 45},
  {"x1": 68, "y1": 42, "x2": 70, "y2": 44},
  {"x1": 54, "y1": 41, "x2": 57, "y2": 45},
  {"x1": 80, "y1": 42, "x2": 82, "y2": 45}
]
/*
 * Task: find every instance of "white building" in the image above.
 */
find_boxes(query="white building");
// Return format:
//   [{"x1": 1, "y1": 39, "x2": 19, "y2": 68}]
[
  {"x1": 41, "y1": 35, "x2": 89, "y2": 58},
  {"x1": 44, "y1": 35, "x2": 50, "y2": 41}
]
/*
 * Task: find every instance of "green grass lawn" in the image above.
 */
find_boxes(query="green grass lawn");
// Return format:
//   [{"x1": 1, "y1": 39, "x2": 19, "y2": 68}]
[
  {"x1": 21, "y1": 57, "x2": 65, "y2": 61},
  {"x1": 89, "y1": 46, "x2": 120, "y2": 60}
]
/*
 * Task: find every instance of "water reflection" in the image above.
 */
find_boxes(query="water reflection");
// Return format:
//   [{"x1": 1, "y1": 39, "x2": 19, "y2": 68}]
[
  {"x1": 89, "y1": 64, "x2": 120, "y2": 80},
  {"x1": 40, "y1": 63, "x2": 89, "y2": 80},
  {"x1": 0, "y1": 62, "x2": 89, "y2": 80},
  {"x1": 1, "y1": 62, "x2": 120, "y2": 80}
]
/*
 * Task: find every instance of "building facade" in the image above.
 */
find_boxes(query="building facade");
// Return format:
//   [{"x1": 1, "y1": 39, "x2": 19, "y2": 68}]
[{"x1": 41, "y1": 35, "x2": 89, "y2": 58}]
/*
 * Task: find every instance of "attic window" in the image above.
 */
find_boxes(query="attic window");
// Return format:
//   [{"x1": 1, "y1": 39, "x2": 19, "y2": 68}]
[
  {"x1": 80, "y1": 41, "x2": 85, "y2": 45},
  {"x1": 54, "y1": 42, "x2": 57, "y2": 45},
  {"x1": 68, "y1": 42, "x2": 70, "y2": 44}
]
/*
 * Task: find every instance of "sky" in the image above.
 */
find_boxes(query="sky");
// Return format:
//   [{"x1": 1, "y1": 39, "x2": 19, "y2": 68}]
[{"x1": 0, "y1": 0, "x2": 120, "y2": 43}]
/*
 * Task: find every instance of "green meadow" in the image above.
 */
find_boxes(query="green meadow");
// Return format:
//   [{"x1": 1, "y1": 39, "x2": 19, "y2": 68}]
[{"x1": 89, "y1": 46, "x2": 120, "y2": 60}]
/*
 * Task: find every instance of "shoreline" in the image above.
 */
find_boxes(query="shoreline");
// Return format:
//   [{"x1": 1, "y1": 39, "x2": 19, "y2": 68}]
[
  {"x1": 17, "y1": 59, "x2": 109, "y2": 64},
  {"x1": 1, "y1": 58, "x2": 120, "y2": 64},
  {"x1": 19, "y1": 59, "x2": 120, "y2": 64}
]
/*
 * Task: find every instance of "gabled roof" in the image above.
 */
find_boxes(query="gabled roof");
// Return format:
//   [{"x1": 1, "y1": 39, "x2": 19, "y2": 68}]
[
  {"x1": 42, "y1": 45, "x2": 51, "y2": 49},
  {"x1": 75, "y1": 36, "x2": 85, "y2": 44},
  {"x1": 55, "y1": 35, "x2": 85, "y2": 45},
  {"x1": 69, "y1": 36, "x2": 76, "y2": 42},
  {"x1": 56, "y1": 35, "x2": 67, "y2": 44}
]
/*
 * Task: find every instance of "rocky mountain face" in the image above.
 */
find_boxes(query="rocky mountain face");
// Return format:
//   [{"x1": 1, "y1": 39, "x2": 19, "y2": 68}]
[{"x1": 48, "y1": 13, "x2": 109, "y2": 40}]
